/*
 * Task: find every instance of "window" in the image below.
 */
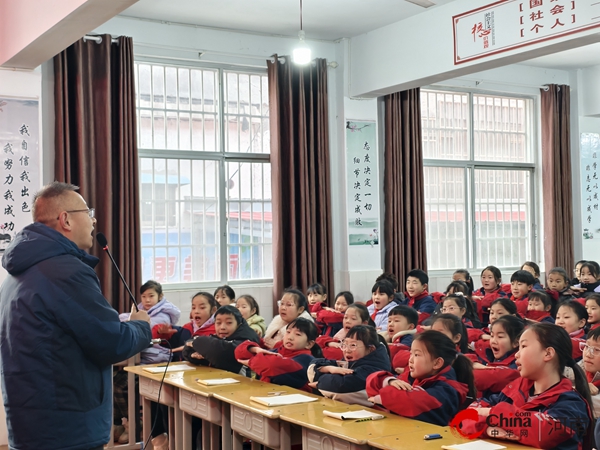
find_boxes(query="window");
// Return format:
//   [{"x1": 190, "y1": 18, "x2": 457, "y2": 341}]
[
  {"x1": 135, "y1": 62, "x2": 272, "y2": 284},
  {"x1": 421, "y1": 89, "x2": 535, "y2": 271}
]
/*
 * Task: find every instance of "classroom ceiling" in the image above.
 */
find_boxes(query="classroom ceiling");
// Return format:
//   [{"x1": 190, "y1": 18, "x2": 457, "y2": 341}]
[
  {"x1": 120, "y1": 0, "x2": 457, "y2": 41},
  {"x1": 522, "y1": 43, "x2": 600, "y2": 71}
]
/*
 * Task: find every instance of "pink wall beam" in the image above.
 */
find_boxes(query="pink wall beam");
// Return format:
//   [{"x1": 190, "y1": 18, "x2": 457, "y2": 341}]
[{"x1": 0, "y1": 0, "x2": 138, "y2": 69}]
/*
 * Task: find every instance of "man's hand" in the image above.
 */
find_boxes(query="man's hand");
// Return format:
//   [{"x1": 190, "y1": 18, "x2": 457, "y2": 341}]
[{"x1": 130, "y1": 308, "x2": 150, "y2": 324}]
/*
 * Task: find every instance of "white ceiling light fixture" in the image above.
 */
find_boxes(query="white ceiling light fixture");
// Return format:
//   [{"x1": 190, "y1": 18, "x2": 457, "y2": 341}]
[
  {"x1": 404, "y1": 0, "x2": 436, "y2": 7},
  {"x1": 292, "y1": 0, "x2": 311, "y2": 65}
]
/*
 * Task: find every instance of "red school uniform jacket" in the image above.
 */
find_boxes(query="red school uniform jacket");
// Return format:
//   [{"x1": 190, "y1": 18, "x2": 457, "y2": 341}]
[
  {"x1": 389, "y1": 331, "x2": 415, "y2": 370},
  {"x1": 316, "y1": 309, "x2": 344, "y2": 337},
  {"x1": 473, "y1": 287, "x2": 507, "y2": 323},
  {"x1": 404, "y1": 291, "x2": 436, "y2": 325},
  {"x1": 366, "y1": 366, "x2": 469, "y2": 426},
  {"x1": 462, "y1": 377, "x2": 592, "y2": 450},
  {"x1": 509, "y1": 294, "x2": 529, "y2": 316},
  {"x1": 315, "y1": 335, "x2": 344, "y2": 360},
  {"x1": 569, "y1": 329, "x2": 586, "y2": 361},
  {"x1": 473, "y1": 348, "x2": 520, "y2": 397},
  {"x1": 524, "y1": 310, "x2": 555, "y2": 323},
  {"x1": 234, "y1": 341, "x2": 315, "y2": 391}
]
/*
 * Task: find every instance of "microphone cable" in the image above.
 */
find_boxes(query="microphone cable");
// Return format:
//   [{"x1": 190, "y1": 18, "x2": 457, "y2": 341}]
[{"x1": 143, "y1": 338, "x2": 172, "y2": 450}]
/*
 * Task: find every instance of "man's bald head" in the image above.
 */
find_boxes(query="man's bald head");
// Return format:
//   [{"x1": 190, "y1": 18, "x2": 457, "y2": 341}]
[{"x1": 32, "y1": 182, "x2": 80, "y2": 225}]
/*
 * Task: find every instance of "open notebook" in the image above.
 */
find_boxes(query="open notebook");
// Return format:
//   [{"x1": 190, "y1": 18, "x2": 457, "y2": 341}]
[
  {"x1": 196, "y1": 378, "x2": 240, "y2": 386},
  {"x1": 143, "y1": 364, "x2": 196, "y2": 373},
  {"x1": 322, "y1": 410, "x2": 384, "y2": 420},
  {"x1": 250, "y1": 394, "x2": 318, "y2": 407}
]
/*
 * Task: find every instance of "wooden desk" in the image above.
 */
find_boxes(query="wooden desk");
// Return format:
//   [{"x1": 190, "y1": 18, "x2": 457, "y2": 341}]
[
  {"x1": 163, "y1": 367, "x2": 252, "y2": 450},
  {"x1": 279, "y1": 401, "x2": 430, "y2": 450},
  {"x1": 212, "y1": 383, "x2": 333, "y2": 450},
  {"x1": 125, "y1": 363, "x2": 201, "y2": 450},
  {"x1": 368, "y1": 428, "x2": 537, "y2": 450}
]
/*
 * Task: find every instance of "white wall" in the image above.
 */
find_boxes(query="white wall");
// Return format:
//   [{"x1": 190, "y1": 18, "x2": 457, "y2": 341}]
[
  {"x1": 93, "y1": 16, "x2": 343, "y2": 321},
  {"x1": 0, "y1": 66, "x2": 41, "y2": 449}
]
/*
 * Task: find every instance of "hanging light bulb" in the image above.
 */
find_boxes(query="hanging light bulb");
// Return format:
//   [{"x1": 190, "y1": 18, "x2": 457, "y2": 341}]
[
  {"x1": 293, "y1": 30, "x2": 311, "y2": 65},
  {"x1": 292, "y1": 0, "x2": 311, "y2": 65}
]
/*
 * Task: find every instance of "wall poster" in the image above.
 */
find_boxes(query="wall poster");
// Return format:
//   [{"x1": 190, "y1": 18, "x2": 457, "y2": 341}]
[
  {"x1": 346, "y1": 120, "x2": 379, "y2": 248},
  {"x1": 0, "y1": 97, "x2": 40, "y2": 252}
]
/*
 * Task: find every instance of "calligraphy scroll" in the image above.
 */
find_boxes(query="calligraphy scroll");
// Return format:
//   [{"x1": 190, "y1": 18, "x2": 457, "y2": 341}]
[
  {"x1": 346, "y1": 120, "x2": 379, "y2": 248},
  {"x1": 0, "y1": 98, "x2": 40, "y2": 252}
]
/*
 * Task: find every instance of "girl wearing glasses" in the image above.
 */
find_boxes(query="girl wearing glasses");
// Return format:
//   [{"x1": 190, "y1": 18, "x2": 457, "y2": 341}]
[
  {"x1": 307, "y1": 325, "x2": 391, "y2": 407},
  {"x1": 263, "y1": 289, "x2": 314, "y2": 349},
  {"x1": 441, "y1": 293, "x2": 482, "y2": 343},
  {"x1": 581, "y1": 326, "x2": 600, "y2": 417}
]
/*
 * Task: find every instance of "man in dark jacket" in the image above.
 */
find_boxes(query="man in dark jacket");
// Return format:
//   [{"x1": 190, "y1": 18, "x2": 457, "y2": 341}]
[{"x1": 0, "y1": 182, "x2": 152, "y2": 450}]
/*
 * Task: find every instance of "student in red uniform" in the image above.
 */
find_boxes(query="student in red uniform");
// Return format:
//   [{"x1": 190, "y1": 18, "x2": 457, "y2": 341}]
[
  {"x1": 386, "y1": 305, "x2": 418, "y2": 372},
  {"x1": 472, "y1": 316, "x2": 523, "y2": 397},
  {"x1": 367, "y1": 280, "x2": 397, "y2": 331},
  {"x1": 235, "y1": 318, "x2": 321, "y2": 391},
  {"x1": 441, "y1": 293, "x2": 482, "y2": 342},
  {"x1": 546, "y1": 267, "x2": 576, "y2": 305},
  {"x1": 573, "y1": 262, "x2": 600, "y2": 296},
  {"x1": 430, "y1": 313, "x2": 470, "y2": 355},
  {"x1": 586, "y1": 293, "x2": 600, "y2": 331},
  {"x1": 317, "y1": 304, "x2": 371, "y2": 360},
  {"x1": 472, "y1": 298, "x2": 520, "y2": 361},
  {"x1": 581, "y1": 326, "x2": 600, "y2": 417},
  {"x1": 308, "y1": 325, "x2": 391, "y2": 407},
  {"x1": 472, "y1": 265, "x2": 507, "y2": 325},
  {"x1": 307, "y1": 283, "x2": 328, "y2": 318},
  {"x1": 452, "y1": 269, "x2": 475, "y2": 295},
  {"x1": 555, "y1": 300, "x2": 588, "y2": 362},
  {"x1": 462, "y1": 323, "x2": 593, "y2": 450},
  {"x1": 162, "y1": 292, "x2": 218, "y2": 353},
  {"x1": 404, "y1": 269, "x2": 436, "y2": 324},
  {"x1": 316, "y1": 291, "x2": 353, "y2": 337},
  {"x1": 509, "y1": 270, "x2": 535, "y2": 316},
  {"x1": 521, "y1": 261, "x2": 543, "y2": 291},
  {"x1": 524, "y1": 291, "x2": 555, "y2": 324},
  {"x1": 366, "y1": 330, "x2": 476, "y2": 426}
]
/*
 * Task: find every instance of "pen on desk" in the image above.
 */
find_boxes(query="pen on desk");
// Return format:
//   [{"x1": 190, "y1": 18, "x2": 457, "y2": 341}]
[
  {"x1": 267, "y1": 391, "x2": 286, "y2": 396},
  {"x1": 424, "y1": 433, "x2": 442, "y2": 440}
]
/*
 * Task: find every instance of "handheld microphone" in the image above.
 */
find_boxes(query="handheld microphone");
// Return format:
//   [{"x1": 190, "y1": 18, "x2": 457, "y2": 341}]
[
  {"x1": 150, "y1": 338, "x2": 163, "y2": 345},
  {"x1": 96, "y1": 232, "x2": 139, "y2": 312}
]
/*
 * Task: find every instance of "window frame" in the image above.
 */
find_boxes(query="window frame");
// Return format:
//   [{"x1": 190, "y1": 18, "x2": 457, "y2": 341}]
[
  {"x1": 421, "y1": 86, "x2": 539, "y2": 273},
  {"x1": 135, "y1": 56, "x2": 273, "y2": 289}
]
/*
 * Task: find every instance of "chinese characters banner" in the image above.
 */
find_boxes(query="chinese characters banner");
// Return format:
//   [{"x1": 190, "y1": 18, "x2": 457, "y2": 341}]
[
  {"x1": 581, "y1": 133, "x2": 600, "y2": 243},
  {"x1": 346, "y1": 120, "x2": 379, "y2": 248},
  {"x1": 453, "y1": 0, "x2": 600, "y2": 65},
  {"x1": 0, "y1": 98, "x2": 39, "y2": 252}
]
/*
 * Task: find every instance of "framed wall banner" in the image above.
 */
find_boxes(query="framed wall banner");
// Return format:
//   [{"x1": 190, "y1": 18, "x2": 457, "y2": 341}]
[
  {"x1": 0, "y1": 97, "x2": 40, "y2": 252},
  {"x1": 345, "y1": 120, "x2": 380, "y2": 253}
]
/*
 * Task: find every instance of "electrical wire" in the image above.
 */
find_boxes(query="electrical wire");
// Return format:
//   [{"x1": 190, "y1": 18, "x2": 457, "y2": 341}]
[{"x1": 143, "y1": 339, "x2": 173, "y2": 449}]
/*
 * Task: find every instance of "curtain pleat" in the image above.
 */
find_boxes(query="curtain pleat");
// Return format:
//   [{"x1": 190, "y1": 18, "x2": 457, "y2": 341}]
[
  {"x1": 268, "y1": 55, "x2": 334, "y2": 308},
  {"x1": 383, "y1": 89, "x2": 427, "y2": 283},
  {"x1": 541, "y1": 84, "x2": 574, "y2": 271},
  {"x1": 54, "y1": 35, "x2": 141, "y2": 313}
]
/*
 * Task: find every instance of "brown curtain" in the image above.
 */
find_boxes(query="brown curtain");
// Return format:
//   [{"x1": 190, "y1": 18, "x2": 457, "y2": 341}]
[
  {"x1": 268, "y1": 55, "x2": 334, "y2": 308},
  {"x1": 54, "y1": 35, "x2": 141, "y2": 313},
  {"x1": 383, "y1": 89, "x2": 427, "y2": 283},
  {"x1": 541, "y1": 84, "x2": 574, "y2": 271}
]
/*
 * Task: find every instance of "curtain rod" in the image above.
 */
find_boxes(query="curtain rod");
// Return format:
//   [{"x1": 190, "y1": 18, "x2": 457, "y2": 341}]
[
  {"x1": 459, "y1": 78, "x2": 550, "y2": 91},
  {"x1": 83, "y1": 35, "x2": 119, "y2": 44},
  {"x1": 268, "y1": 55, "x2": 338, "y2": 68}
]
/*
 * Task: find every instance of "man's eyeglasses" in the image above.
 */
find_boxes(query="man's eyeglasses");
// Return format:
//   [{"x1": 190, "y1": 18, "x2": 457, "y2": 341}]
[
  {"x1": 57, "y1": 208, "x2": 95, "y2": 220},
  {"x1": 580, "y1": 342, "x2": 600, "y2": 357}
]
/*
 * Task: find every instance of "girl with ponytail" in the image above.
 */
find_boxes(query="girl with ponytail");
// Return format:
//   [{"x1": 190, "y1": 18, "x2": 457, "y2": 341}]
[
  {"x1": 462, "y1": 323, "x2": 593, "y2": 449},
  {"x1": 366, "y1": 330, "x2": 476, "y2": 426}
]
